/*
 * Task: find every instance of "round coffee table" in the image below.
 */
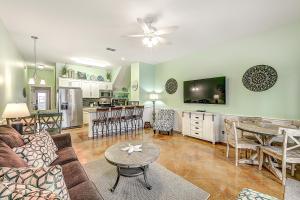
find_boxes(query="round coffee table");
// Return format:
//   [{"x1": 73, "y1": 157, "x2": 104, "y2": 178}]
[{"x1": 104, "y1": 141, "x2": 160, "y2": 192}]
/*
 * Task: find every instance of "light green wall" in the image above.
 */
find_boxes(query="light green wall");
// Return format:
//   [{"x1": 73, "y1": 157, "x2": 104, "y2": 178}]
[
  {"x1": 154, "y1": 22, "x2": 300, "y2": 120},
  {"x1": 26, "y1": 68, "x2": 56, "y2": 109},
  {"x1": 0, "y1": 19, "x2": 26, "y2": 115},
  {"x1": 130, "y1": 62, "x2": 155, "y2": 103},
  {"x1": 130, "y1": 63, "x2": 140, "y2": 101},
  {"x1": 139, "y1": 62, "x2": 155, "y2": 103}
]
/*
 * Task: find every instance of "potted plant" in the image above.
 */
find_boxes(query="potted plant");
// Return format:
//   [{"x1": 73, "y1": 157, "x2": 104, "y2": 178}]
[
  {"x1": 61, "y1": 65, "x2": 67, "y2": 78},
  {"x1": 106, "y1": 72, "x2": 112, "y2": 82}
]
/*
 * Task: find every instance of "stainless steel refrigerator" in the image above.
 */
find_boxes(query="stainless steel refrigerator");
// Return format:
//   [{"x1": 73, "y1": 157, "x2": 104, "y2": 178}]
[{"x1": 58, "y1": 87, "x2": 83, "y2": 128}]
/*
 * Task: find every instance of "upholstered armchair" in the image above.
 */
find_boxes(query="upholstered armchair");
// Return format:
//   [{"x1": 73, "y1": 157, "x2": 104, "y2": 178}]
[{"x1": 153, "y1": 109, "x2": 175, "y2": 135}]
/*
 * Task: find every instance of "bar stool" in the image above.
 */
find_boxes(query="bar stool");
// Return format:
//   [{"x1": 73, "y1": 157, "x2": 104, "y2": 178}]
[
  {"x1": 133, "y1": 106, "x2": 144, "y2": 130},
  {"x1": 108, "y1": 107, "x2": 122, "y2": 135},
  {"x1": 92, "y1": 108, "x2": 109, "y2": 138},
  {"x1": 121, "y1": 106, "x2": 135, "y2": 133}
]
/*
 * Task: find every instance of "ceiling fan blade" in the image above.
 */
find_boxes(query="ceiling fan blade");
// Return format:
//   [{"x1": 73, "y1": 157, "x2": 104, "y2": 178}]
[
  {"x1": 125, "y1": 34, "x2": 145, "y2": 38},
  {"x1": 137, "y1": 18, "x2": 151, "y2": 34},
  {"x1": 158, "y1": 37, "x2": 172, "y2": 45},
  {"x1": 154, "y1": 26, "x2": 178, "y2": 35}
]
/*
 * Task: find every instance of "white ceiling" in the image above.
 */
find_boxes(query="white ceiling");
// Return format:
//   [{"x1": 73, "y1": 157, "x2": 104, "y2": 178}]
[{"x1": 0, "y1": 0, "x2": 300, "y2": 68}]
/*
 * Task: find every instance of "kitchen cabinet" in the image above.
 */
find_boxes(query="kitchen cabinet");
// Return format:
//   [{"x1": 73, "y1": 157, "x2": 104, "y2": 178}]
[
  {"x1": 81, "y1": 81, "x2": 91, "y2": 98},
  {"x1": 58, "y1": 78, "x2": 112, "y2": 98},
  {"x1": 83, "y1": 111, "x2": 89, "y2": 125},
  {"x1": 90, "y1": 83, "x2": 99, "y2": 98}
]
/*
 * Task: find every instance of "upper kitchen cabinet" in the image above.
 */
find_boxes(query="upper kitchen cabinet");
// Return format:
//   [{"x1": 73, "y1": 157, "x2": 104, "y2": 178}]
[{"x1": 58, "y1": 78, "x2": 113, "y2": 98}]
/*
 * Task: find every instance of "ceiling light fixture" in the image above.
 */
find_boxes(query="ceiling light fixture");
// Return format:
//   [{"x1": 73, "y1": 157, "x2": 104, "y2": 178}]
[
  {"x1": 70, "y1": 57, "x2": 111, "y2": 67},
  {"x1": 28, "y1": 36, "x2": 46, "y2": 85},
  {"x1": 121, "y1": 57, "x2": 125, "y2": 61}
]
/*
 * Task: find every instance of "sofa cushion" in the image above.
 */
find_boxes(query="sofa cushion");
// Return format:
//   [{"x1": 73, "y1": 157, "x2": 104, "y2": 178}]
[
  {"x1": 0, "y1": 165, "x2": 70, "y2": 200},
  {"x1": 61, "y1": 161, "x2": 89, "y2": 189},
  {"x1": 0, "y1": 181, "x2": 60, "y2": 200},
  {"x1": 51, "y1": 147, "x2": 78, "y2": 166},
  {"x1": 22, "y1": 131, "x2": 58, "y2": 151},
  {"x1": 13, "y1": 137, "x2": 58, "y2": 167},
  {"x1": 0, "y1": 141, "x2": 28, "y2": 167},
  {"x1": 0, "y1": 125, "x2": 25, "y2": 148},
  {"x1": 68, "y1": 181, "x2": 103, "y2": 200}
]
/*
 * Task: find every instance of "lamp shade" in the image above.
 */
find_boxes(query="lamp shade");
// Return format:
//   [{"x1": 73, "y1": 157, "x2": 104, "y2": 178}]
[
  {"x1": 28, "y1": 78, "x2": 35, "y2": 85},
  {"x1": 2, "y1": 103, "x2": 30, "y2": 119},
  {"x1": 149, "y1": 93, "x2": 159, "y2": 101}
]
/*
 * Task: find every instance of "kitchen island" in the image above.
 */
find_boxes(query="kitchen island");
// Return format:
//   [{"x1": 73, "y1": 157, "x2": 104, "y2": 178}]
[{"x1": 83, "y1": 106, "x2": 140, "y2": 138}]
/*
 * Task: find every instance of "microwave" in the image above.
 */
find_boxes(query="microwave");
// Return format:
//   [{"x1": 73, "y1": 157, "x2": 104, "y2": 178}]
[{"x1": 99, "y1": 90, "x2": 113, "y2": 98}]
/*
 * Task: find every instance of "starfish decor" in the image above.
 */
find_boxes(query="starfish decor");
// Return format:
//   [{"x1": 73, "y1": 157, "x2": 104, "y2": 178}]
[{"x1": 121, "y1": 144, "x2": 142, "y2": 154}]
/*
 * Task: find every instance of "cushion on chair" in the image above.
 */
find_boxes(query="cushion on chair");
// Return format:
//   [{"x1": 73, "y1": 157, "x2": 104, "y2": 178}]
[
  {"x1": 237, "y1": 188, "x2": 279, "y2": 200},
  {"x1": 61, "y1": 161, "x2": 89, "y2": 189},
  {"x1": 0, "y1": 125, "x2": 25, "y2": 148},
  {"x1": 153, "y1": 109, "x2": 175, "y2": 132},
  {"x1": 51, "y1": 147, "x2": 78, "y2": 166},
  {"x1": 0, "y1": 141, "x2": 28, "y2": 167}
]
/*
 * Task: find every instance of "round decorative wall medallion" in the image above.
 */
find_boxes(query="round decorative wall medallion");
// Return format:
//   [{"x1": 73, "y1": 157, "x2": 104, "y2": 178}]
[
  {"x1": 165, "y1": 78, "x2": 178, "y2": 94},
  {"x1": 131, "y1": 80, "x2": 139, "y2": 91},
  {"x1": 242, "y1": 65, "x2": 278, "y2": 92}
]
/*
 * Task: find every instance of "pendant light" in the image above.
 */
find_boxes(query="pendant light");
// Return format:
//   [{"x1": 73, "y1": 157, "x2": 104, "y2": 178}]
[{"x1": 28, "y1": 36, "x2": 46, "y2": 85}]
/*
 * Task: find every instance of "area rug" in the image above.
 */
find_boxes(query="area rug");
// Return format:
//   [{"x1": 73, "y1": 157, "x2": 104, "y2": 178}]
[{"x1": 83, "y1": 159, "x2": 210, "y2": 200}]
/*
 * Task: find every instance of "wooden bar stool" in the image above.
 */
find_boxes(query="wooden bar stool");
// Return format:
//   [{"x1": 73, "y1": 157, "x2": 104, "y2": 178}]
[
  {"x1": 92, "y1": 108, "x2": 109, "y2": 138},
  {"x1": 121, "y1": 106, "x2": 135, "y2": 133},
  {"x1": 108, "y1": 107, "x2": 122, "y2": 135},
  {"x1": 133, "y1": 106, "x2": 144, "y2": 131}
]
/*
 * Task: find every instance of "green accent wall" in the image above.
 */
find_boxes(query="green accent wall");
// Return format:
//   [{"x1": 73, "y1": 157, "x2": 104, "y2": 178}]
[
  {"x1": 130, "y1": 62, "x2": 155, "y2": 103},
  {"x1": 154, "y1": 23, "x2": 300, "y2": 119},
  {"x1": 0, "y1": 19, "x2": 26, "y2": 116},
  {"x1": 25, "y1": 68, "x2": 56, "y2": 110}
]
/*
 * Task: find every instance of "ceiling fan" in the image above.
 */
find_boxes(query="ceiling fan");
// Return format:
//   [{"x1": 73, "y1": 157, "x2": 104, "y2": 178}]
[{"x1": 125, "y1": 18, "x2": 178, "y2": 48}]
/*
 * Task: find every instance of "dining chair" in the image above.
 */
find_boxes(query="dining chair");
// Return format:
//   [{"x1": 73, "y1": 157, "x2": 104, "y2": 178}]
[
  {"x1": 238, "y1": 116, "x2": 262, "y2": 141},
  {"x1": 108, "y1": 107, "x2": 122, "y2": 135},
  {"x1": 6, "y1": 114, "x2": 37, "y2": 135},
  {"x1": 121, "y1": 106, "x2": 135, "y2": 133},
  {"x1": 92, "y1": 108, "x2": 109, "y2": 138},
  {"x1": 38, "y1": 112, "x2": 62, "y2": 135},
  {"x1": 133, "y1": 105, "x2": 144, "y2": 130},
  {"x1": 259, "y1": 128, "x2": 300, "y2": 185},
  {"x1": 224, "y1": 119, "x2": 261, "y2": 166}
]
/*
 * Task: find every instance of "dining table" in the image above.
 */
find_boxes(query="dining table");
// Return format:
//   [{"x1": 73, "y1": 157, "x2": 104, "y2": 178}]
[
  {"x1": 234, "y1": 122, "x2": 284, "y2": 166},
  {"x1": 236, "y1": 122, "x2": 298, "y2": 180}
]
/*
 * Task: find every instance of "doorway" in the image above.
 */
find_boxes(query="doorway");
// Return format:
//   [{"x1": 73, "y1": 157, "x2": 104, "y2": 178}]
[{"x1": 30, "y1": 87, "x2": 51, "y2": 111}]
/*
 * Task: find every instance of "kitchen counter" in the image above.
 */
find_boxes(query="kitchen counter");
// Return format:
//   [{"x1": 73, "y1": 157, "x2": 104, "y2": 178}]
[
  {"x1": 83, "y1": 106, "x2": 135, "y2": 113},
  {"x1": 84, "y1": 105, "x2": 143, "y2": 137}
]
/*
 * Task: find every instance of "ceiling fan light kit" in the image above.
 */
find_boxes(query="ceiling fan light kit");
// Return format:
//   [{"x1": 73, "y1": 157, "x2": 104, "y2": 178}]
[{"x1": 126, "y1": 17, "x2": 178, "y2": 48}]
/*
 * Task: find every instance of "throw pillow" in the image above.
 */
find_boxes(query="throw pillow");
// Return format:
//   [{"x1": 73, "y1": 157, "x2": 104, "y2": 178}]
[
  {"x1": 13, "y1": 137, "x2": 58, "y2": 167},
  {"x1": 0, "y1": 181, "x2": 60, "y2": 200},
  {"x1": 22, "y1": 131, "x2": 58, "y2": 151},
  {"x1": 0, "y1": 165, "x2": 70, "y2": 200},
  {"x1": 0, "y1": 141, "x2": 28, "y2": 168},
  {"x1": 0, "y1": 125, "x2": 25, "y2": 148}
]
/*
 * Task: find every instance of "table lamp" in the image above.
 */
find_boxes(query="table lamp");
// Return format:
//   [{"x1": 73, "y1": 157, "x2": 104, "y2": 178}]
[
  {"x1": 2, "y1": 103, "x2": 30, "y2": 134},
  {"x1": 149, "y1": 93, "x2": 159, "y2": 123}
]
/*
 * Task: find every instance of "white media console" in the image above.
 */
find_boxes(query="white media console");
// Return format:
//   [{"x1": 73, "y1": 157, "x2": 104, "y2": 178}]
[{"x1": 182, "y1": 111, "x2": 221, "y2": 144}]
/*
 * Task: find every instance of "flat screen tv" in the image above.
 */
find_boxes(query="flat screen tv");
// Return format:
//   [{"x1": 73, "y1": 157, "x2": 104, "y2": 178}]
[{"x1": 184, "y1": 76, "x2": 226, "y2": 104}]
